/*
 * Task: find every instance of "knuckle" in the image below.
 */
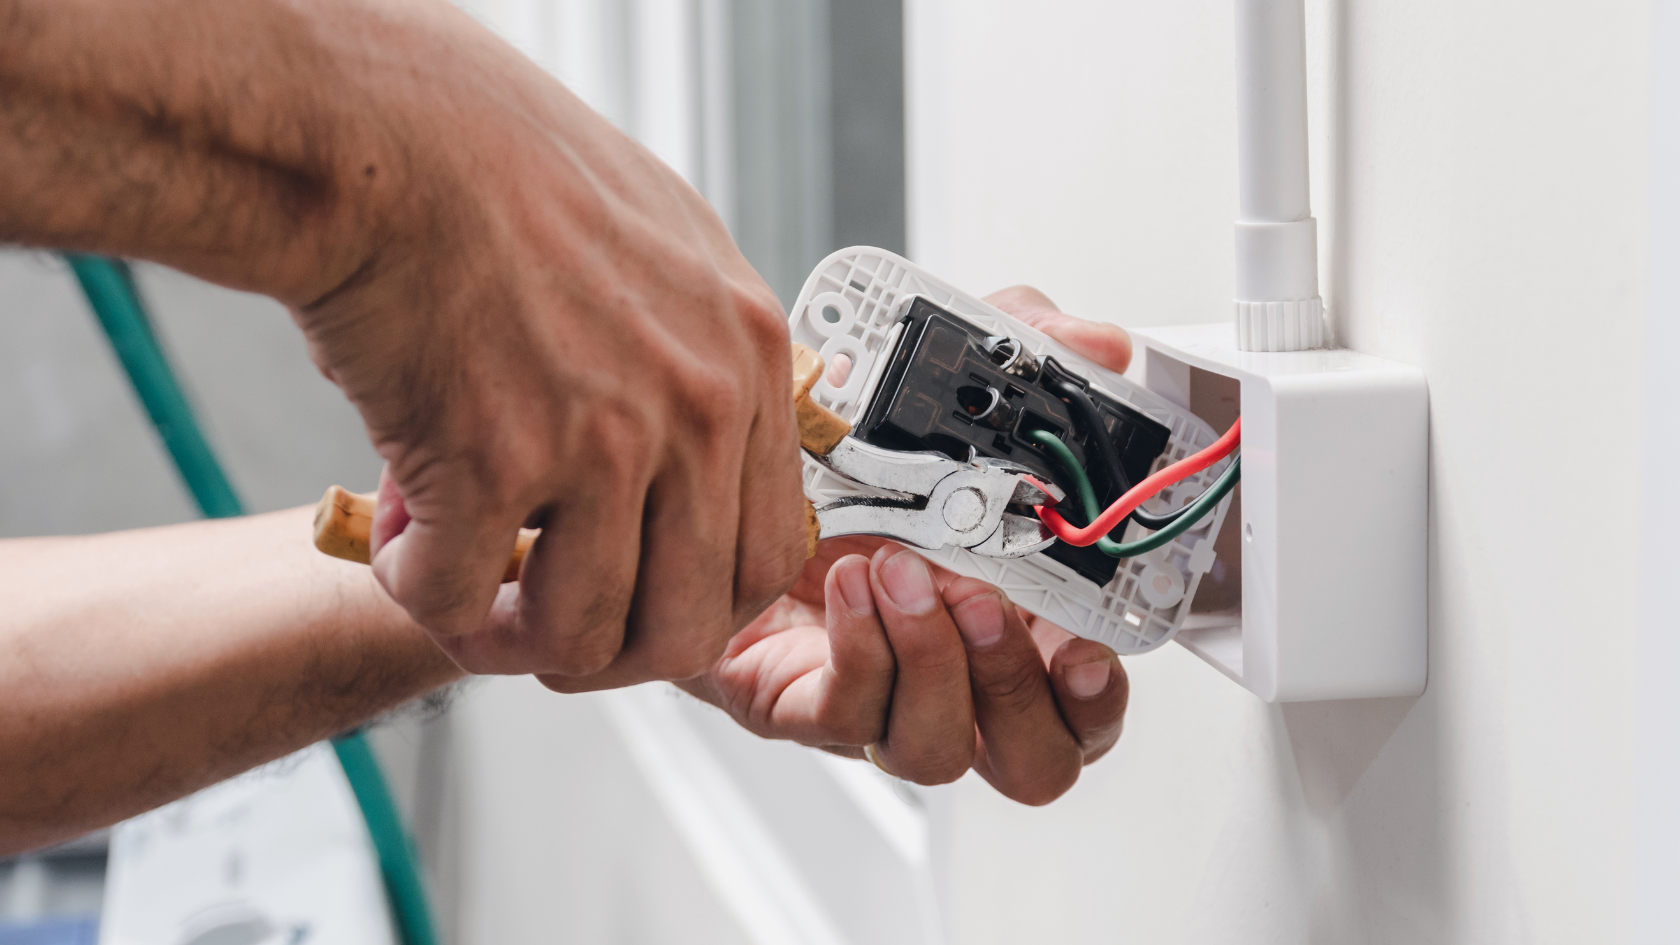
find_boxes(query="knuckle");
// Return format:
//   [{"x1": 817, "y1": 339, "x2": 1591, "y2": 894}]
[
  {"x1": 526, "y1": 592, "x2": 632, "y2": 677},
  {"x1": 385, "y1": 559, "x2": 495, "y2": 639},
  {"x1": 942, "y1": 576, "x2": 999, "y2": 604},
  {"x1": 642, "y1": 634, "x2": 729, "y2": 681},
  {"x1": 752, "y1": 541, "x2": 806, "y2": 599},
  {"x1": 734, "y1": 532, "x2": 807, "y2": 621},
  {"x1": 894, "y1": 635, "x2": 970, "y2": 677},
  {"x1": 443, "y1": 409, "x2": 555, "y2": 515},
  {"x1": 546, "y1": 636, "x2": 620, "y2": 677},
  {"x1": 814, "y1": 706, "x2": 884, "y2": 747},
  {"x1": 673, "y1": 649, "x2": 723, "y2": 680},
  {"x1": 583, "y1": 403, "x2": 656, "y2": 479},
  {"x1": 481, "y1": 473, "x2": 529, "y2": 517},
  {"x1": 470, "y1": 433, "x2": 541, "y2": 511},
  {"x1": 645, "y1": 653, "x2": 714, "y2": 682},
  {"x1": 582, "y1": 577, "x2": 637, "y2": 630},
  {"x1": 979, "y1": 661, "x2": 1045, "y2": 716},
  {"x1": 673, "y1": 362, "x2": 746, "y2": 437},
  {"x1": 735, "y1": 285, "x2": 789, "y2": 347},
  {"x1": 399, "y1": 593, "x2": 473, "y2": 638}
]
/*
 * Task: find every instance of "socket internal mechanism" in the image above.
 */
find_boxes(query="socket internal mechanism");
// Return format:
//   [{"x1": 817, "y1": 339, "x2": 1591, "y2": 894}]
[{"x1": 858, "y1": 298, "x2": 1171, "y2": 586}]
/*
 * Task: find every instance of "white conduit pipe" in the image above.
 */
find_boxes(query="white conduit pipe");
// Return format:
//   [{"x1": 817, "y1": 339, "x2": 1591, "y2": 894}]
[{"x1": 1233, "y1": 0, "x2": 1324, "y2": 351}]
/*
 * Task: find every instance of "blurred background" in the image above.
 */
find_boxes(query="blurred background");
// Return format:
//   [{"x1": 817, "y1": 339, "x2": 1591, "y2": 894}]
[
  {"x1": 3, "y1": 1, "x2": 918, "y2": 940},
  {"x1": 2, "y1": 0, "x2": 1668, "y2": 943}
]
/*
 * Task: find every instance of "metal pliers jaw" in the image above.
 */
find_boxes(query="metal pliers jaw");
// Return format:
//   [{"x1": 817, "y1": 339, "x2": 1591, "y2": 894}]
[{"x1": 810, "y1": 437, "x2": 1065, "y2": 558}]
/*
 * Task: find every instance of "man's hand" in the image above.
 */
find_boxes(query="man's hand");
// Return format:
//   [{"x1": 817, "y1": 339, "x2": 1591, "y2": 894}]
[
  {"x1": 1, "y1": 0, "x2": 807, "y2": 687},
  {"x1": 682, "y1": 288, "x2": 1133, "y2": 804},
  {"x1": 317, "y1": 5, "x2": 808, "y2": 687}
]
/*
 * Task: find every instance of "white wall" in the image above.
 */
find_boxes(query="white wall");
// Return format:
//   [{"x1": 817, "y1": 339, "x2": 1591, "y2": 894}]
[
  {"x1": 909, "y1": 1, "x2": 1652, "y2": 942},
  {"x1": 1636, "y1": 5, "x2": 1680, "y2": 941}
]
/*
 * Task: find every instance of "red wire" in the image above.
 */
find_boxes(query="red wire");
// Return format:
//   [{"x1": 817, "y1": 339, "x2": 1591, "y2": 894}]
[{"x1": 1029, "y1": 417, "x2": 1241, "y2": 548}]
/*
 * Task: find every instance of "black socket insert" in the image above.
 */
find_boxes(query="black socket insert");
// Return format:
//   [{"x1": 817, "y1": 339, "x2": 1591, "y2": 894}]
[{"x1": 858, "y1": 298, "x2": 1170, "y2": 587}]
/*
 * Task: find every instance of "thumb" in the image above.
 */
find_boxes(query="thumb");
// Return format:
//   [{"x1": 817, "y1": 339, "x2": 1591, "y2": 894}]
[
  {"x1": 369, "y1": 466, "x2": 410, "y2": 557},
  {"x1": 983, "y1": 285, "x2": 1133, "y2": 374},
  {"x1": 369, "y1": 468, "x2": 517, "y2": 641}
]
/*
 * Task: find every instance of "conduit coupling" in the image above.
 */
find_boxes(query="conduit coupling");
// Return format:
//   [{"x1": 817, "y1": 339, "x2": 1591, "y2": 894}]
[{"x1": 1233, "y1": 0, "x2": 1324, "y2": 351}]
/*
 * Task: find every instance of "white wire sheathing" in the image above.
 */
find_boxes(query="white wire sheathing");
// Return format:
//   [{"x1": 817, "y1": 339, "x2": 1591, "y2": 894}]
[{"x1": 1233, "y1": 0, "x2": 1324, "y2": 351}]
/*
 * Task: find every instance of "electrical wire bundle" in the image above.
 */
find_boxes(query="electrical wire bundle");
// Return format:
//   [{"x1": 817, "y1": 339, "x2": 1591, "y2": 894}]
[{"x1": 1026, "y1": 408, "x2": 1241, "y2": 559}]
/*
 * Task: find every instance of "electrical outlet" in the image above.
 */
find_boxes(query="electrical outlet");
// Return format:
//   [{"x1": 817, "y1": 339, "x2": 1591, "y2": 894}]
[{"x1": 790, "y1": 248, "x2": 1234, "y2": 655}]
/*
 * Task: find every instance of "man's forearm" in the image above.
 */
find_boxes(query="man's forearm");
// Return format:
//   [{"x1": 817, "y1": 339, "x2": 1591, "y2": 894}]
[
  {"x1": 0, "y1": 0, "x2": 451, "y2": 305},
  {"x1": 0, "y1": 507, "x2": 464, "y2": 855}
]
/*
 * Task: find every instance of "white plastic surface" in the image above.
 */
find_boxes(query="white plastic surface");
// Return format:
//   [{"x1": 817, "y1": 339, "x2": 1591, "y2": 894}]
[
  {"x1": 1235, "y1": 296, "x2": 1324, "y2": 352},
  {"x1": 1233, "y1": 0, "x2": 1323, "y2": 351},
  {"x1": 1130, "y1": 323, "x2": 1429, "y2": 701},
  {"x1": 99, "y1": 743, "x2": 397, "y2": 945},
  {"x1": 790, "y1": 248, "x2": 1233, "y2": 655}
]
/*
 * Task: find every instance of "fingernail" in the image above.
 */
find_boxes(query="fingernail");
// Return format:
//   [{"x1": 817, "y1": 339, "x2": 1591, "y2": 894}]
[
  {"x1": 1065, "y1": 659, "x2": 1112, "y2": 699},
  {"x1": 953, "y1": 594, "x2": 1006, "y2": 649},
  {"x1": 879, "y1": 550, "x2": 938, "y2": 614},
  {"x1": 837, "y1": 558, "x2": 874, "y2": 616}
]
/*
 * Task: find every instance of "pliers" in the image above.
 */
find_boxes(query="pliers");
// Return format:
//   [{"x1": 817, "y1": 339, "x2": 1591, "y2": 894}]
[
  {"x1": 791, "y1": 343, "x2": 1062, "y2": 559},
  {"x1": 809, "y1": 436, "x2": 1064, "y2": 558}
]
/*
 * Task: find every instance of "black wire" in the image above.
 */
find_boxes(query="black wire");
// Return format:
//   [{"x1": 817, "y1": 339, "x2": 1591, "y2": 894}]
[
  {"x1": 1050, "y1": 378, "x2": 1133, "y2": 534},
  {"x1": 1050, "y1": 376, "x2": 1228, "y2": 532},
  {"x1": 1129, "y1": 474, "x2": 1233, "y2": 530}
]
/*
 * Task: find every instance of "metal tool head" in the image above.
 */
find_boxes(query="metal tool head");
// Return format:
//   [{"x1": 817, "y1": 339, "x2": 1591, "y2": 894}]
[{"x1": 811, "y1": 438, "x2": 1063, "y2": 558}]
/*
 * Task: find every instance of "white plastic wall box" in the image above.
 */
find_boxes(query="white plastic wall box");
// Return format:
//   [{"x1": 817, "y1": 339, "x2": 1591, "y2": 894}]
[{"x1": 1128, "y1": 323, "x2": 1429, "y2": 701}]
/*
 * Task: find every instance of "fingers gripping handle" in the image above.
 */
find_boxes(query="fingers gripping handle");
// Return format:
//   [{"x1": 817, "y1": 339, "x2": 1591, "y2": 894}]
[
  {"x1": 790, "y1": 343, "x2": 850, "y2": 455},
  {"x1": 312, "y1": 345, "x2": 844, "y2": 572},
  {"x1": 312, "y1": 486, "x2": 536, "y2": 582},
  {"x1": 791, "y1": 342, "x2": 850, "y2": 559}
]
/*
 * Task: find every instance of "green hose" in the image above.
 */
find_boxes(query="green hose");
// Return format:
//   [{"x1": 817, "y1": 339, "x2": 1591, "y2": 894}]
[
  {"x1": 66, "y1": 254, "x2": 439, "y2": 945},
  {"x1": 65, "y1": 255, "x2": 242, "y2": 519},
  {"x1": 331, "y1": 731, "x2": 441, "y2": 945},
  {"x1": 1026, "y1": 428, "x2": 1241, "y2": 558}
]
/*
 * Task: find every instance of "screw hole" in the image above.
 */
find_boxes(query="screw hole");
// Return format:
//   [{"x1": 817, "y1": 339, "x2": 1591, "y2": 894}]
[
  {"x1": 1244, "y1": 522, "x2": 1253, "y2": 542},
  {"x1": 821, "y1": 304, "x2": 842, "y2": 324}
]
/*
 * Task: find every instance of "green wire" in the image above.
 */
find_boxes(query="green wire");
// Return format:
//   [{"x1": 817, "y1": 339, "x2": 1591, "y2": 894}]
[
  {"x1": 66, "y1": 255, "x2": 438, "y2": 945},
  {"x1": 1026, "y1": 428, "x2": 1240, "y2": 559}
]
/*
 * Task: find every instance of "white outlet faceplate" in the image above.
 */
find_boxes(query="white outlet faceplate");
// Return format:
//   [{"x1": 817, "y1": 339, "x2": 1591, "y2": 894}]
[{"x1": 1128, "y1": 324, "x2": 1429, "y2": 702}]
